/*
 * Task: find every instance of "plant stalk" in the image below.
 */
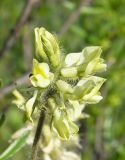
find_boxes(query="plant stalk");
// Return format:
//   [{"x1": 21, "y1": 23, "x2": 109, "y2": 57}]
[{"x1": 31, "y1": 109, "x2": 45, "y2": 160}]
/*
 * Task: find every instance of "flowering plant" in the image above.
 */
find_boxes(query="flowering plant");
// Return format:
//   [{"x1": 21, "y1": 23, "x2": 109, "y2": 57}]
[{"x1": 12, "y1": 27, "x2": 106, "y2": 160}]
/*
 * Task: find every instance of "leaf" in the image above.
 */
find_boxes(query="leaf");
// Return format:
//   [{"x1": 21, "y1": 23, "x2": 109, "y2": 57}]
[
  {"x1": 81, "y1": 7, "x2": 105, "y2": 15},
  {"x1": 63, "y1": 1, "x2": 75, "y2": 10},
  {"x1": 0, "y1": 113, "x2": 5, "y2": 127},
  {"x1": 0, "y1": 130, "x2": 30, "y2": 160}
]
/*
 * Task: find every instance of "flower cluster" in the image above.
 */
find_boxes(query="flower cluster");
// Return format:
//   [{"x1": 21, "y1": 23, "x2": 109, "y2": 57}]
[
  {"x1": 40, "y1": 124, "x2": 81, "y2": 160},
  {"x1": 11, "y1": 122, "x2": 81, "y2": 160},
  {"x1": 13, "y1": 27, "x2": 106, "y2": 143}
]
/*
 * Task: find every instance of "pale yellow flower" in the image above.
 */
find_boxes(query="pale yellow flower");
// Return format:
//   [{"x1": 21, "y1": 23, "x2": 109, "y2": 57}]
[
  {"x1": 52, "y1": 109, "x2": 79, "y2": 140},
  {"x1": 61, "y1": 46, "x2": 107, "y2": 78},
  {"x1": 12, "y1": 90, "x2": 25, "y2": 110},
  {"x1": 30, "y1": 59, "x2": 54, "y2": 88}
]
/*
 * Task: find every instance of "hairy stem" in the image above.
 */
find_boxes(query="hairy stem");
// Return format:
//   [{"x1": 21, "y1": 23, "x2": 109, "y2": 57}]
[{"x1": 31, "y1": 109, "x2": 45, "y2": 160}]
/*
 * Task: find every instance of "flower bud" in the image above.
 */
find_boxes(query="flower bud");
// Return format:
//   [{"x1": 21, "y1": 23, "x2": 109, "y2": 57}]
[
  {"x1": 52, "y1": 109, "x2": 79, "y2": 140},
  {"x1": 73, "y1": 79, "x2": 94, "y2": 100},
  {"x1": 47, "y1": 98, "x2": 56, "y2": 113},
  {"x1": 35, "y1": 27, "x2": 60, "y2": 67},
  {"x1": 35, "y1": 28, "x2": 49, "y2": 62},
  {"x1": 25, "y1": 90, "x2": 37, "y2": 122},
  {"x1": 80, "y1": 76, "x2": 106, "y2": 103},
  {"x1": 83, "y1": 93, "x2": 103, "y2": 104},
  {"x1": 85, "y1": 58, "x2": 107, "y2": 75},
  {"x1": 67, "y1": 100, "x2": 85, "y2": 120},
  {"x1": 65, "y1": 52, "x2": 83, "y2": 67},
  {"x1": 12, "y1": 90, "x2": 25, "y2": 110},
  {"x1": 82, "y1": 46, "x2": 102, "y2": 62},
  {"x1": 56, "y1": 80, "x2": 73, "y2": 94},
  {"x1": 61, "y1": 67, "x2": 77, "y2": 78}
]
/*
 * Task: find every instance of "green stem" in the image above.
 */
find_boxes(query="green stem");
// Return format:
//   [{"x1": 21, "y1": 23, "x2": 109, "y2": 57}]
[{"x1": 31, "y1": 109, "x2": 45, "y2": 160}]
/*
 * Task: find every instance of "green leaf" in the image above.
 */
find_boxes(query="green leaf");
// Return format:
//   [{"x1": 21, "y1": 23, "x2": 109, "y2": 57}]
[
  {"x1": 0, "y1": 130, "x2": 30, "y2": 160},
  {"x1": 63, "y1": 1, "x2": 75, "y2": 10},
  {"x1": 81, "y1": 7, "x2": 105, "y2": 15}
]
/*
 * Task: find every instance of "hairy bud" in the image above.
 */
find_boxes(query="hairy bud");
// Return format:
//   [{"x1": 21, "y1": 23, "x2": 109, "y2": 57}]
[{"x1": 35, "y1": 27, "x2": 60, "y2": 67}]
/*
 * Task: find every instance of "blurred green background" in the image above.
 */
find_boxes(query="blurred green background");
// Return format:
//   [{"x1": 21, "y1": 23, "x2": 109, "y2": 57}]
[{"x1": 0, "y1": 0, "x2": 125, "y2": 159}]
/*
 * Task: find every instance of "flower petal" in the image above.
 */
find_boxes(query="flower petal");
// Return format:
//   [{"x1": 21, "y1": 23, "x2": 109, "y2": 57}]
[
  {"x1": 33, "y1": 59, "x2": 50, "y2": 78},
  {"x1": 82, "y1": 46, "x2": 102, "y2": 63},
  {"x1": 25, "y1": 91, "x2": 38, "y2": 122},
  {"x1": 61, "y1": 67, "x2": 77, "y2": 78},
  {"x1": 68, "y1": 100, "x2": 85, "y2": 120},
  {"x1": 12, "y1": 90, "x2": 25, "y2": 110},
  {"x1": 38, "y1": 63, "x2": 50, "y2": 78},
  {"x1": 83, "y1": 94, "x2": 103, "y2": 104},
  {"x1": 56, "y1": 80, "x2": 73, "y2": 94},
  {"x1": 30, "y1": 74, "x2": 50, "y2": 88},
  {"x1": 65, "y1": 52, "x2": 83, "y2": 67}
]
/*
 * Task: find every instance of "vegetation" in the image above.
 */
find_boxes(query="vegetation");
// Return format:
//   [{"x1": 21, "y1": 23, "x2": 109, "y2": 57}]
[{"x1": 0, "y1": 0, "x2": 125, "y2": 160}]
